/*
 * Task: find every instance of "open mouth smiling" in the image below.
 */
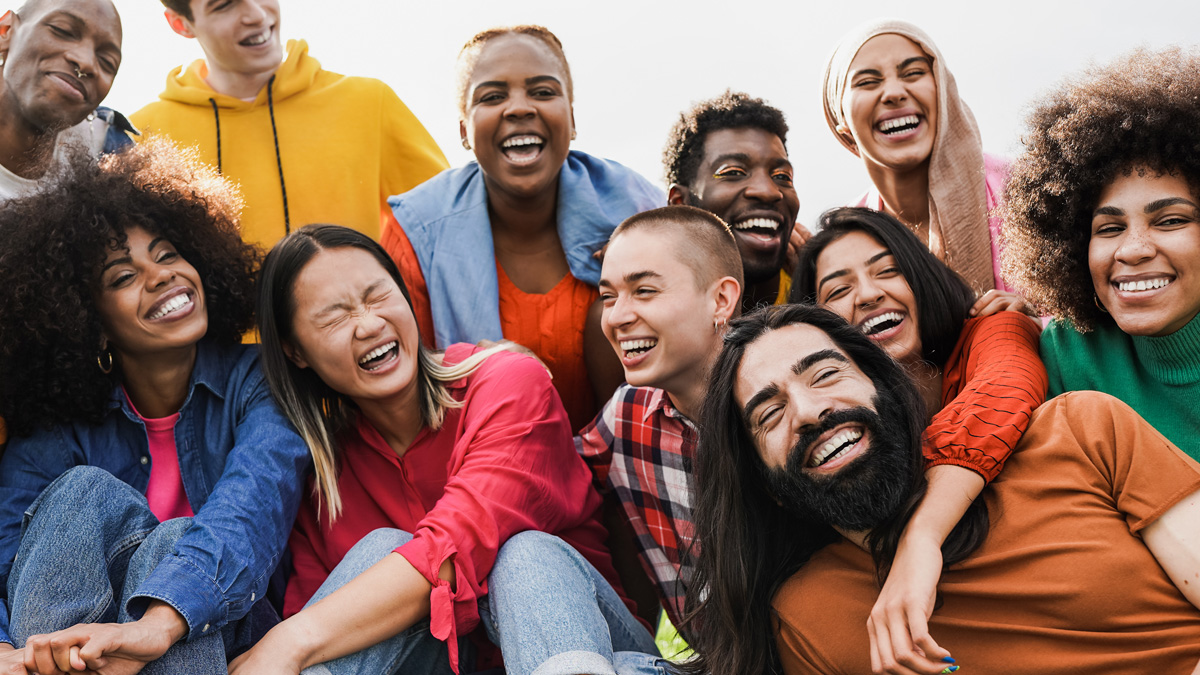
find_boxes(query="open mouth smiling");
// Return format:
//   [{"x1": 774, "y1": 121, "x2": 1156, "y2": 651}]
[
  {"x1": 619, "y1": 337, "x2": 657, "y2": 359},
  {"x1": 858, "y1": 311, "x2": 905, "y2": 337},
  {"x1": 146, "y1": 289, "x2": 194, "y2": 321},
  {"x1": 1115, "y1": 277, "x2": 1173, "y2": 293},
  {"x1": 500, "y1": 134, "x2": 544, "y2": 165},
  {"x1": 240, "y1": 27, "x2": 273, "y2": 47},
  {"x1": 876, "y1": 114, "x2": 921, "y2": 137},
  {"x1": 358, "y1": 340, "x2": 399, "y2": 371},
  {"x1": 807, "y1": 427, "x2": 864, "y2": 469}
]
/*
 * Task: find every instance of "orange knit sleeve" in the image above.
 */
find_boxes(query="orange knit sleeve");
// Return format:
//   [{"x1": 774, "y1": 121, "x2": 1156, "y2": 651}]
[
  {"x1": 380, "y1": 208, "x2": 436, "y2": 349},
  {"x1": 923, "y1": 312, "x2": 1048, "y2": 482}
]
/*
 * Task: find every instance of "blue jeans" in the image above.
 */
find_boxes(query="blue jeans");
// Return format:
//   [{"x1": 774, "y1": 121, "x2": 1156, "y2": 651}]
[
  {"x1": 7, "y1": 466, "x2": 273, "y2": 674},
  {"x1": 484, "y1": 531, "x2": 670, "y2": 675}
]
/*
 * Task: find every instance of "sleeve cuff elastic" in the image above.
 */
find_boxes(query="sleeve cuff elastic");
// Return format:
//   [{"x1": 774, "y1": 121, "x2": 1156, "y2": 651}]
[
  {"x1": 924, "y1": 457, "x2": 995, "y2": 483},
  {"x1": 128, "y1": 555, "x2": 227, "y2": 642}
]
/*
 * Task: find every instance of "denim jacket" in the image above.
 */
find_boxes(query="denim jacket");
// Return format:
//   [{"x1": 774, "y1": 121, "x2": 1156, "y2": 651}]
[{"x1": 0, "y1": 341, "x2": 311, "y2": 645}]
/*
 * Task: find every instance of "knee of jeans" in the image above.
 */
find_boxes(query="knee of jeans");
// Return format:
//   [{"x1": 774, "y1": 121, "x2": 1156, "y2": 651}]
[
  {"x1": 28, "y1": 466, "x2": 140, "y2": 521},
  {"x1": 492, "y1": 531, "x2": 577, "y2": 581},
  {"x1": 347, "y1": 528, "x2": 413, "y2": 562},
  {"x1": 137, "y1": 518, "x2": 194, "y2": 559}
]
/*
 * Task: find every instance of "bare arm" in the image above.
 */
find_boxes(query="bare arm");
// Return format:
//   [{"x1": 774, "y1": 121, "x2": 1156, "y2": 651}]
[
  {"x1": 868, "y1": 465, "x2": 982, "y2": 674},
  {"x1": 1141, "y1": 488, "x2": 1200, "y2": 610},
  {"x1": 230, "y1": 553, "x2": 453, "y2": 674}
]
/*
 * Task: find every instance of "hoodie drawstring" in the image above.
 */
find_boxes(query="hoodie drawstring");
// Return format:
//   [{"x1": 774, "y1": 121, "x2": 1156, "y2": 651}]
[
  {"x1": 208, "y1": 98, "x2": 222, "y2": 174},
  {"x1": 207, "y1": 78, "x2": 291, "y2": 234},
  {"x1": 267, "y1": 75, "x2": 291, "y2": 234}
]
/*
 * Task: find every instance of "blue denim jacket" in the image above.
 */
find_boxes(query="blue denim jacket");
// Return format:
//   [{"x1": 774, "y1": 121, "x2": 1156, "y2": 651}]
[{"x1": 0, "y1": 341, "x2": 311, "y2": 645}]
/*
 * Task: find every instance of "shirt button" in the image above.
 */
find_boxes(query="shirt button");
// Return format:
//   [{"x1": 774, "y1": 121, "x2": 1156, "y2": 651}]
[
  {"x1": 140, "y1": 456, "x2": 149, "y2": 465},
  {"x1": 250, "y1": 592, "x2": 256, "y2": 602},
  {"x1": 202, "y1": 623, "x2": 209, "y2": 632}
]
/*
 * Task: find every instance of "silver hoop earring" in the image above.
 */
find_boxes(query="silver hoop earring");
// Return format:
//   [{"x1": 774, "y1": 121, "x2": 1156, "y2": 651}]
[{"x1": 713, "y1": 317, "x2": 728, "y2": 333}]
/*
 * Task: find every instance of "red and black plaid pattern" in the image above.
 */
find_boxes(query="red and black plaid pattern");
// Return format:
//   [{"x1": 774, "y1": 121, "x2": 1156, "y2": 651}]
[{"x1": 577, "y1": 385, "x2": 697, "y2": 626}]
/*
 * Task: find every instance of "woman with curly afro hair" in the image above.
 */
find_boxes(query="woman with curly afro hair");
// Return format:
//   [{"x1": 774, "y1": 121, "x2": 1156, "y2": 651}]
[
  {"x1": 1002, "y1": 47, "x2": 1200, "y2": 460},
  {"x1": 0, "y1": 140, "x2": 309, "y2": 673}
]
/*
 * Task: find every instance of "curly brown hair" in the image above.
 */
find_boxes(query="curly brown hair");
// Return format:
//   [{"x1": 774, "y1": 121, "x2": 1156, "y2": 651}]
[
  {"x1": 0, "y1": 139, "x2": 260, "y2": 437},
  {"x1": 662, "y1": 90, "x2": 789, "y2": 188},
  {"x1": 1001, "y1": 47, "x2": 1200, "y2": 331}
]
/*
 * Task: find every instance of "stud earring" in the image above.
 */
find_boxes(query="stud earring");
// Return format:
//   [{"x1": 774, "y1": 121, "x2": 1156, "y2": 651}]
[
  {"x1": 461, "y1": 138, "x2": 471, "y2": 151},
  {"x1": 570, "y1": 130, "x2": 577, "y2": 141}
]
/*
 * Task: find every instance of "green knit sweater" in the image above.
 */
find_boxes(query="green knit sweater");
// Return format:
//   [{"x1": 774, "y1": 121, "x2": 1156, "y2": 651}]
[{"x1": 1041, "y1": 313, "x2": 1200, "y2": 461}]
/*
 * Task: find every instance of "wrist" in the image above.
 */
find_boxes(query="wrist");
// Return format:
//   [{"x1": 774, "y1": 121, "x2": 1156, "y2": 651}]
[
  {"x1": 269, "y1": 614, "x2": 320, "y2": 670},
  {"x1": 140, "y1": 601, "x2": 189, "y2": 646}
]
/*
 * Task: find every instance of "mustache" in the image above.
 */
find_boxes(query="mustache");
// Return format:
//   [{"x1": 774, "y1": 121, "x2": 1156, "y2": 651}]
[{"x1": 791, "y1": 406, "x2": 881, "y2": 469}]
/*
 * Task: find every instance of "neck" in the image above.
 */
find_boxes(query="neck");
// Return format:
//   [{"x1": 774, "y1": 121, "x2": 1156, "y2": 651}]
[
  {"x1": 742, "y1": 272, "x2": 781, "y2": 312},
  {"x1": 663, "y1": 352, "x2": 716, "y2": 422},
  {"x1": 0, "y1": 97, "x2": 58, "y2": 179},
  {"x1": 486, "y1": 178, "x2": 559, "y2": 239},
  {"x1": 205, "y1": 64, "x2": 280, "y2": 101},
  {"x1": 836, "y1": 527, "x2": 871, "y2": 551},
  {"x1": 355, "y1": 387, "x2": 425, "y2": 459},
  {"x1": 866, "y1": 161, "x2": 931, "y2": 233},
  {"x1": 119, "y1": 346, "x2": 199, "y2": 418}
]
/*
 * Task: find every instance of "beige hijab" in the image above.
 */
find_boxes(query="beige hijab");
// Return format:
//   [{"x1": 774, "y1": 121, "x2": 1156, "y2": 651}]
[{"x1": 822, "y1": 19, "x2": 992, "y2": 293}]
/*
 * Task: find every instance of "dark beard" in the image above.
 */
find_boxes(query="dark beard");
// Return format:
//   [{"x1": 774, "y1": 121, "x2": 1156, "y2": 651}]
[{"x1": 763, "y1": 393, "x2": 916, "y2": 532}]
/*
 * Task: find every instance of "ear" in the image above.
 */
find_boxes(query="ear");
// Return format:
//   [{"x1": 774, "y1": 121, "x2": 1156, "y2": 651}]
[
  {"x1": 667, "y1": 184, "x2": 689, "y2": 206},
  {"x1": 835, "y1": 123, "x2": 860, "y2": 158},
  {"x1": 712, "y1": 276, "x2": 742, "y2": 322},
  {"x1": 164, "y1": 9, "x2": 196, "y2": 39},
  {"x1": 0, "y1": 10, "x2": 14, "y2": 51},
  {"x1": 458, "y1": 119, "x2": 469, "y2": 148},
  {"x1": 282, "y1": 341, "x2": 309, "y2": 369}
]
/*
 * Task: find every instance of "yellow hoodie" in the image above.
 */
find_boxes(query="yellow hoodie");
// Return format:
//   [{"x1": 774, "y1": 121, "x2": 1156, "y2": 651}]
[{"x1": 131, "y1": 40, "x2": 448, "y2": 248}]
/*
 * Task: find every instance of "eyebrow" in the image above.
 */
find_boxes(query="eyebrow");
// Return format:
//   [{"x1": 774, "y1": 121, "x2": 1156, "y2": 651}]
[
  {"x1": 1147, "y1": 197, "x2": 1198, "y2": 213},
  {"x1": 741, "y1": 349, "x2": 850, "y2": 422},
  {"x1": 100, "y1": 236, "x2": 168, "y2": 273},
  {"x1": 314, "y1": 280, "x2": 386, "y2": 318},
  {"x1": 816, "y1": 249, "x2": 891, "y2": 292},
  {"x1": 851, "y1": 56, "x2": 932, "y2": 79},
  {"x1": 711, "y1": 153, "x2": 752, "y2": 167},
  {"x1": 473, "y1": 75, "x2": 562, "y2": 92}
]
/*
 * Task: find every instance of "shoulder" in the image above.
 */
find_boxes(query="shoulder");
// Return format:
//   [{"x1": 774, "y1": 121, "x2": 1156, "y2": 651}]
[
  {"x1": 389, "y1": 164, "x2": 484, "y2": 223},
  {"x1": 964, "y1": 311, "x2": 1040, "y2": 344},
  {"x1": 192, "y1": 341, "x2": 265, "y2": 397},
  {"x1": 1041, "y1": 318, "x2": 1128, "y2": 361},
  {"x1": 564, "y1": 150, "x2": 663, "y2": 204},
  {"x1": 445, "y1": 344, "x2": 553, "y2": 395}
]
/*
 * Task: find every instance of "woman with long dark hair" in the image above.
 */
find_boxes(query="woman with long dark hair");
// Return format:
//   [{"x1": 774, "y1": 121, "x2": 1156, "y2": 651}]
[
  {"x1": 778, "y1": 207, "x2": 1045, "y2": 673},
  {"x1": 0, "y1": 140, "x2": 309, "y2": 673},
  {"x1": 240, "y1": 224, "x2": 664, "y2": 674}
]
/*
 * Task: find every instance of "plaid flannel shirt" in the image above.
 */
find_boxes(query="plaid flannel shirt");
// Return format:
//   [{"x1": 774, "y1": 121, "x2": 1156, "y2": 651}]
[{"x1": 576, "y1": 384, "x2": 696, "y2": 626}]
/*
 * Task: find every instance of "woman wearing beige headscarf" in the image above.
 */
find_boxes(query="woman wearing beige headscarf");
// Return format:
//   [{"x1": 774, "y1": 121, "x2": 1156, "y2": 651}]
[{"x1": 823, "y1": 19, "x2": 1025, "y2": 317}]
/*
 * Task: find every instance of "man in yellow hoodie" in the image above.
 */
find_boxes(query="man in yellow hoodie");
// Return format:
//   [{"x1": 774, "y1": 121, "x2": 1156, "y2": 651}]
[{"x1": 131, "y1": 0, "x2": 448, "y2": 248}]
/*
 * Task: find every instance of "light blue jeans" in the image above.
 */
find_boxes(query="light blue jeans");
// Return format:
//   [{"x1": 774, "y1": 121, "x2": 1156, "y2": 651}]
[
  {"x1": 8, "y1": 466, "x2": 273, "y2": 673},
  {"x1": 303, "y1": 529, "x2": 669, "y2": 675}
]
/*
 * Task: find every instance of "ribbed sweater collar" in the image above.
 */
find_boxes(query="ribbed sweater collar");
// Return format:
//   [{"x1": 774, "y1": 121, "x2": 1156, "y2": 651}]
[{"x1": 1132, "y1": 312, "x2": 1200, "y2": 385}]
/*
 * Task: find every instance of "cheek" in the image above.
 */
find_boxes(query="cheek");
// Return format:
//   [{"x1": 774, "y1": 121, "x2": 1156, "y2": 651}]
[{"x1": 1087, "y1": 239, "x2": 1112, "y2": 290}]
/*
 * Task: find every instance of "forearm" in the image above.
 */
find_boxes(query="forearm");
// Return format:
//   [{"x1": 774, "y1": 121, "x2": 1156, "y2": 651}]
[
  {"x1": 270, "y1": 552, "x2": 451, "y2": 670},
  {"x1": 905, "y1": 465, "x2": 986, "y2": 548}
]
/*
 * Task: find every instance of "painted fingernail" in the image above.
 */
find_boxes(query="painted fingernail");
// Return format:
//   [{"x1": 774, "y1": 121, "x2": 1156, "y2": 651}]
[
  {"x1": 939, "y1": 667, "x2": 960, "y2": 674},
  {"x1": 942, "y1": 657, "x2": 956, "y2": 663}
]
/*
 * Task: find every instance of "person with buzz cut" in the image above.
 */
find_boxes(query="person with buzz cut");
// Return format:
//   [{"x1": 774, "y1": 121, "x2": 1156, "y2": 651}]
[{"x1": 131, "y1": 0, "x2": 448, "y2": 249}]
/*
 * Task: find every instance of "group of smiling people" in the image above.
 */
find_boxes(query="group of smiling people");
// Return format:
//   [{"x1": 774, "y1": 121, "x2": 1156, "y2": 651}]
[{"x1": 0, "y1": 2, "x2": 1198, "y2": 674}]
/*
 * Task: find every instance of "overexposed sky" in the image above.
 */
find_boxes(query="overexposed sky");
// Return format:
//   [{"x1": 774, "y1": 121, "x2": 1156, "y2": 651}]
[{"x1": 103, "y1": 0, "x2": 1200, "y2": 227}]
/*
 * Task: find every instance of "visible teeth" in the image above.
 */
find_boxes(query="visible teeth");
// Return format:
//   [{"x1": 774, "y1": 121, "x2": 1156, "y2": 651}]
[
  {"x1": 502, "y1": 135, "x2": 543, "y2": 148},
  {"x1": 242, "y1": 29, "x2": 270, "y2": 45},
  {"x1": 860, "y1": 312, "x2": 903, "y2": 333},
  {"x1": 620, "y1": 338, "x2": 658, "y2": 352},
  {"x1": 734, "y1": 217, "x2": 780, "y2": 231},
  {"x1": 809, "y1": 429, "x2": 864, "y2": 468},
  {"x1": 1117, "y1": 278, "x2": 1171, "y2": 292},
  {"x1": 878, "y1": 115, "x2": 920, "y2": 132},
  {"x1": 149, "y1": 294, "x2": 190, "y2": 320},
  {"x1": 358, "y1": 341, "x2": 397, "y2": 365}
]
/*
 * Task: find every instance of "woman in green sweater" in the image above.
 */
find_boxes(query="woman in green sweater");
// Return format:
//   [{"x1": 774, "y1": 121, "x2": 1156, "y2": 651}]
[{"x1": 1003, "y1": 47, "x2": 1200, "y2": 459}]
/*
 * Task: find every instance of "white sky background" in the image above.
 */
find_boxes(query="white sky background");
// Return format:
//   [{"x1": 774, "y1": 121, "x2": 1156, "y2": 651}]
[{"x1": 104, "y1": 0, "x2": 1200, "y2": 228}]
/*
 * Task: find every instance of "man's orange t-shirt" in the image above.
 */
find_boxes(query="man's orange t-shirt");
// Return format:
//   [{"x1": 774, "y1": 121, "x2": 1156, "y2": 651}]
[{"x1": 773, "y1": 392, "x2": 1200, "y2": 674}]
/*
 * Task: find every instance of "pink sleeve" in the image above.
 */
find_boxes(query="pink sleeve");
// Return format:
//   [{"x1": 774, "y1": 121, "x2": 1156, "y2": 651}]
[
  {"x1": 983, "y1": 153, "x2": 1015, "y2": 292},
  {"x1": 393, "y1": 350, "x2": 602, "y2": 673}
]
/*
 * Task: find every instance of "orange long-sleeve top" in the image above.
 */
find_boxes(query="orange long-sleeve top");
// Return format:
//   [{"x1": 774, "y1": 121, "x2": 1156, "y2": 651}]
[
  {"x1": 926, "y1": 311, "x2": 1049, "y2": 482},
  {"x1": 381, "y1": 215, "x2": 597, "y2": 431}
]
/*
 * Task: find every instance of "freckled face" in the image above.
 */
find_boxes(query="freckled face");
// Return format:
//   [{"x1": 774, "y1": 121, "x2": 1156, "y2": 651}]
[
  {"x1": 840, "y1": 34, "x2": 938, "y2": 175},
  {"x1": 1089, "y1": 169, "x2": 1200, "y2": 336}
]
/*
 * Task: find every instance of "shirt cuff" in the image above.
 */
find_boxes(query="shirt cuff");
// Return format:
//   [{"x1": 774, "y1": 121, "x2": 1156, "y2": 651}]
[
  {"x1": 127, "y1": 555, "x2": 227, "y2": 642},
  {"x1": 395, "y1": 537, "x2": 466, "y2": 674}
]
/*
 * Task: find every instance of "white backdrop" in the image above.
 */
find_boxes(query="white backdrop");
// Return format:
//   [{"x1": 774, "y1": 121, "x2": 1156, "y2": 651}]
[{"x1": 103, "y1": 0, "x2": 1200, "y2": 227}]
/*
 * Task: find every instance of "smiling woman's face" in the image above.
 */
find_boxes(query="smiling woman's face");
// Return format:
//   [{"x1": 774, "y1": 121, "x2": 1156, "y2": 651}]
[
  {"x1": 460, "y1": 33, "x2": 574, "y2": 204},
  {"x1": 94, "y1": 226, "x2": 208, "y2": 364},
  {"x1": 1089, "y1": 168, "x2": 1200, "y2": 336}
]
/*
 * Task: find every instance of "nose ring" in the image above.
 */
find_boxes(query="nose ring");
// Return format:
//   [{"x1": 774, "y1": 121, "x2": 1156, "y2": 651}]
[{"x1": 74, "y1": 66, "x2": 90, "y2": 79}]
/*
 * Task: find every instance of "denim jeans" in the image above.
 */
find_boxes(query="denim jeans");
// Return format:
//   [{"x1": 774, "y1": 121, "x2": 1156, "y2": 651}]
[
  {"x1": 7, "y1": 466, "x2": 273, "y2": 674},
  {"x1": 484, "y1": 531, "x2": 671, "y2": 675},
  {"x1": 300, "y1": 528, "x2": 474, "y2": 674}
]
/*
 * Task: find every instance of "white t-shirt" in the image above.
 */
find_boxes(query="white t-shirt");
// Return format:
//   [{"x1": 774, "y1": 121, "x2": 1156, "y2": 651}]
[{"x1": 0, "y1": 116, "x2": 109, "y2": 201}]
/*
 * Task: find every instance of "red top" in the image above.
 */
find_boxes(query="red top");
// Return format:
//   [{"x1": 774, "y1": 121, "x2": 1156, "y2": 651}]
[
  {"x1": 124, "y1": 389, "x2": 193, "y2": 521},
  {"x1": 284, "y1": 344, "x2": 630, "y2": 673},
  {"x1": 926, "y1": 311, "x2": 1048, "y2": 481}
]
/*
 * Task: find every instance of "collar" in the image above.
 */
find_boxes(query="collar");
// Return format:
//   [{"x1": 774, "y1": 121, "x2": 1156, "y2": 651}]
[
  {"x1": 109, "y1": 340, "x2": 232, "y2": 416},
  {"x1": 642, "y1": 387, "x2": 696, "y2": 429},
  {"x1": 1131, "y1": 312, "x2": 1200, "y2": 385}
]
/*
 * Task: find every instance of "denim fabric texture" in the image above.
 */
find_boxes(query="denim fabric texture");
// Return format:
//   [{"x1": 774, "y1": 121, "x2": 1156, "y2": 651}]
[
  {"x1": 9, "y1": 467, "x2": 277, "y2": 672},
  {"x1": 0, "y1": 341, "x2": 311, "y2": 645},
  {"x1": 485, "y1": 531, "x2": 670, "y2": 675}
]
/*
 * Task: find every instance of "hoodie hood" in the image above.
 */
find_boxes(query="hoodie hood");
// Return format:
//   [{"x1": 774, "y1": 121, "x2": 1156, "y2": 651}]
[{"x1": 158, "y1": 39, "x2": 320, "y2": 109}]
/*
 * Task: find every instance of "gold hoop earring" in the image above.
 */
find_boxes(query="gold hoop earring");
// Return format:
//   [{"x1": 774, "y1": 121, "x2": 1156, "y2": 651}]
[
  {"x1": 1093, "y1": 293, "x2": 1109, "y2": 314},
  {"x1": 97, "y1": 348, "x2": 114, "y2": 374},
  {"x1": 461, "y1": 138, "x2": 471, "y2": 151}
]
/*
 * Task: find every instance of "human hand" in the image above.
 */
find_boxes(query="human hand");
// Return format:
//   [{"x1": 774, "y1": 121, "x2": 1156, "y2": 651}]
[
  {"x1": 784, "y1": 220, "x2": 814, "y2": 276},
  {"x1": 968, "y1": 289, "x2": 1031, "y2": 319},
  {"x1": 23, "y1": 602, "x2": 185, "y2": 675},
  {"x1": 0, "y1": 645, "x2": 28, "y2": 675},
  {"x1": 867, "y1": 534, "x2": 956, "y2": 675}
]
